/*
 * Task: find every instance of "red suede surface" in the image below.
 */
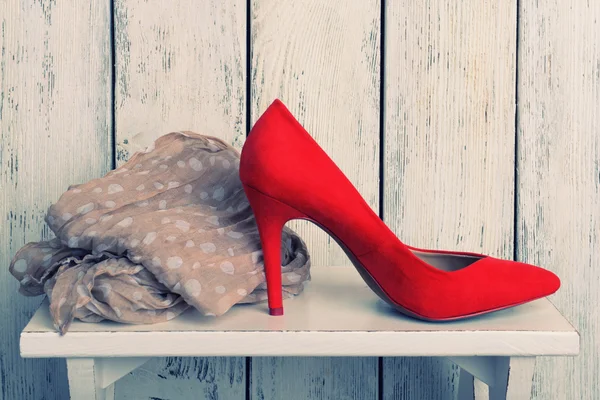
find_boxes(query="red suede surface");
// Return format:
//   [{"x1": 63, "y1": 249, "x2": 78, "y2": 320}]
[{"x1": 240, "y1": 99, "x2": 560, "y2": 319}]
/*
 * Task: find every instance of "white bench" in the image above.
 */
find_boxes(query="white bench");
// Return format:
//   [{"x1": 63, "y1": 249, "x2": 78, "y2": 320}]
[{"x1": 20, "y1": 267, "x2": 579, "y2": 400}]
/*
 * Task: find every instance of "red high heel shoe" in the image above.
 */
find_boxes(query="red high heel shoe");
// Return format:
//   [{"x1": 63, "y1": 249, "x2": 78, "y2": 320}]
[{"x1": 240, "y1": 99, "x2": 560, "y2": 320}]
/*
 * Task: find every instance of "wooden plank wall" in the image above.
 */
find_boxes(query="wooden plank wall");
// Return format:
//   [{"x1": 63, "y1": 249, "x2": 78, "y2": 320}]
[
  {"x1": 383, "y1": 1, "x2": 516, "y2": 398},
  {"x1": 249, "y1": 1, "x2": 380, "y2": 398},
  {"x1": 517, "y1": 0, "x2": 600, "y2": 399},
  {"x1": 1, "y1": 0, "x2": 599, "y2": 399},
  {"x1": 112, "y1": 1, "x2": 247, "y2": 397},
  {"x1": 0, "y1": 1, "x2": 112, "y2": 399}
]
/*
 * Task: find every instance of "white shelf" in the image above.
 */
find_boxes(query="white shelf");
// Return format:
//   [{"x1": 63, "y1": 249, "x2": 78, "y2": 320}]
[{"x1": 21, "y1": 266, "x2": 579, "y2": 358}]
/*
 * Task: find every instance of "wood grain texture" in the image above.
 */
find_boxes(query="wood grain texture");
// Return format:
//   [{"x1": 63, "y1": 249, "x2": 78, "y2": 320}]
[
  {"x1": 115, "y1": 357, "x2": 245, "y2": 400},
  {"x1": 0, "y1": 1, "x2": 111, "y2": 399},
  {"x1": 251, "y1": 0, "x2": 381, "y2": 266},
  {"x1": 382, "y1": 358, "x2": 459, "y2": 400},
  {"x1": 67, "y1": 358, "x2": 115, "y2": 400},
  {"x1": 114, "y1": 0, "x2": 247, "y2": 163},
  {"x1": 489, "y1": 357, "x2": 535, "y2": 400},
  {"x1": 383, "y1": 0, "x2": 517, "y2": 398},
  {"x1": 251, "y1": 357, "x2": 377, "y2": 400},
  {"x1": 517, "y1": 1, "x2": 600, "y2": 399},
  {"x1": 112, "y1": 1, "x2": 247, "y2": 398},
  {"x1": 250, "y1": 1, "x2": 380, "y2": 398}
]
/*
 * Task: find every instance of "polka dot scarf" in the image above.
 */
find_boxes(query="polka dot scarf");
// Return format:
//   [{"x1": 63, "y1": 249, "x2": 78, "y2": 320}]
[{"x1": 9, "y1": 132, "x2": 311, "y2": 334}]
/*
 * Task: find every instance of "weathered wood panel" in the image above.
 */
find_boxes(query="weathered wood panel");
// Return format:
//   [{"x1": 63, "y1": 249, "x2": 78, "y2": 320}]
[
  {"x1": 251, "y1": 0, "x2": 381, "y2": 266},
  {"x1": 115, "y1": 0, "x2": 247, "y2": 160},
  {"x1": 251, "y1": 357, "x2": 377, "y2": 400},
  {"x1": 115, "y1": 357, "x2": 245, "y2": 399},
  {"x1": 250, "y1": 0, "x2": 380, "y2": 398},
  {"x1": 517, "y1": 1, "x2": 600, "y2": 399},
  {"x1": 383, "y1": 0, "x2": 517, "y2": 398},
  {"x1": 0, "y1": 1, "x2": 112, "y2": 399},
  {"x1": 113, "y1": 1, "x2": 247, "y2": 398}
]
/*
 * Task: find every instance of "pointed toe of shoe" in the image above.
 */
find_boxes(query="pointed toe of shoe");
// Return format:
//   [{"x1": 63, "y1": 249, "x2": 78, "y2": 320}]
[
  {"x1": 479, "y1": 258, "x2": 561, "y2": 310},
  {"x1": 430, "y1": 257, "x2": 563, "y2": 319},
  {"x1": 518, "y1": 261, "x2": 561, "y2": 298}
]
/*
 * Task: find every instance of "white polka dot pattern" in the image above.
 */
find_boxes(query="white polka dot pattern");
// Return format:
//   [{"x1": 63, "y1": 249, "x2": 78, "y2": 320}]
[
  {"x1": 167, "y1": 256, "x2": 183, "y2": 269},
  {"x1": 143, "y1": 232, "x2": 157, "y2": 245},
  {"x1": 206, "y1": 216, "x2": 219, "y2": 226},
  {"x1": 108, "y1": 184, "x2": 124, "y2": 194},
  {"x1": 184, "y1": 279, "x2": 202, "y2": 297},
  {"x1": 78, "y1": 203, "x2": 95, "y2": 214},
  {"x1": 215, "y1": 285, "x2": 226, "y2": 294},
  {"x1": 220, "y1": 261, "x2": 235, "y2": 275},
  {"x1": 117, "y1": 217, "x2": 133, "y2": 228},
  {"x1": 189, "y1": 157, "x2": 203, "y2": 171},
  {"x1": 200, "y1": 242, "x2": 216, "y2": 253},
  {"x1": 13, "y1": 259, "x2": 27, "y2": 273},
  {"x1": 175, "y1": 220, "x2": 190, "y2": 232},
  {"x1": 213, "y1": 187, "x2": 225, "y2": 200},
  {"x1": 10, "y1": 131, "x2": 310, "y2": 333}
]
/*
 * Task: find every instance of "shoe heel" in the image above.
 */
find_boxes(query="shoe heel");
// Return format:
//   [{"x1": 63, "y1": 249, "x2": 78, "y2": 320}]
[{"x1": 243, "y1": 184, "x2": 307, "y2": 316}]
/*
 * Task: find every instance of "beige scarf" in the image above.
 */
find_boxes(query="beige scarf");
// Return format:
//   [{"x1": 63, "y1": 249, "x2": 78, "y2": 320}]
[{"x1": 10, "y1": 132, "x2": 311, "y2": 334}]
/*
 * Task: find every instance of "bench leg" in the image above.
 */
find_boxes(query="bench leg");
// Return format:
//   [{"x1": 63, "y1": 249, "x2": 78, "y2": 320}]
[
  {"x1": 66, "y1": 357, "x2": 150, "y2": 400},
  {"x1": 67, "y1": 358, "x2": 114, "y2": 400},
  {"x1": 456, "y1": 363, "x2": 475, "y2": 400},
  {"x1": 450, "y1": 356, "x2": 535, "y2": 400},
  {"x1": 488, "y1": 357, "x2": 535, "y2": 400}
]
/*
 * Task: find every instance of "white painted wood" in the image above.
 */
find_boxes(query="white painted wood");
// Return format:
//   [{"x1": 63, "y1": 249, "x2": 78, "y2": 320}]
[
  {"x1": 453, "y1": 356, "x2": 536, "y2": 400},
  {"x1": 383, "y1": 0, "x2": 517, "y2": 398},
  {"x1": 67, "y1": 359, "x2": 115, "y2": 400},
  {"x1": 94, "y1": 357, "x2": 150, "y2": 388},
  {"x1": 383, "y1": 0, "x2": 517, "y2": 256},
  {"x1": 20, "y1": 267, "x2": 579, "y2": 358},
  {"x1": 457, "y1": 366, "x2": 475, "y2": 400},
  {"x1": 251, "y1": 0, "x2": 381, "y2": 266},
  {"x1": 487, "y1": 357, "x2": 535, "y2": 400},
  {"x1": 114, "y1": 0, "x2": 247, "y2": 162},
  {"x1": 113, "y1": 2, "x2": 247, "y2": 398},
  {"x1": 0, "y1": 1, "x2": 112, "y2": 399},
  {"x1": 250, "y1": 0, "x2": 381, "y2": 397},
  {"x1": 451, "y1": 357, "x2": 498, "y2": 386},
  {"x1": 517, "y1": 1, "x2": 600, "y2": 399},
  {"x1": 474, "y1": 378, "x2": 490, "y2": 400}
]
